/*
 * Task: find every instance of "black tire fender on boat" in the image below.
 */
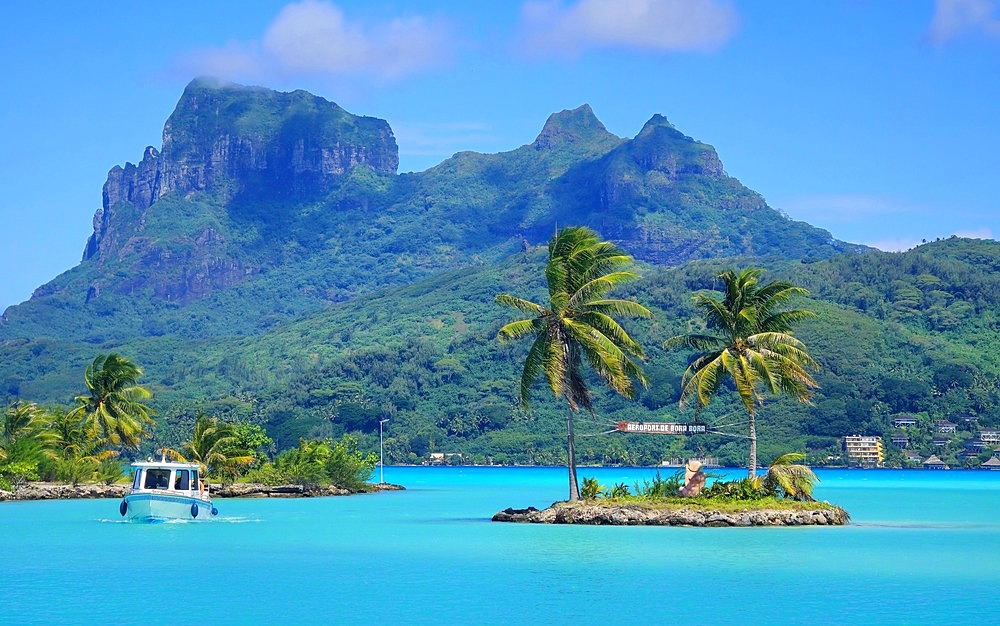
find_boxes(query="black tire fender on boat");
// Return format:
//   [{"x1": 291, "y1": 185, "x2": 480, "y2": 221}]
[
  {"x1": 119, "y1": 500, "x2": 128, "y2": 517},
  {"x1": 191, "y1": 502, "x2": 199, "y2": 519},
  {"x1": 211, "y1": 506, "x2": 219, "y2": 516}
]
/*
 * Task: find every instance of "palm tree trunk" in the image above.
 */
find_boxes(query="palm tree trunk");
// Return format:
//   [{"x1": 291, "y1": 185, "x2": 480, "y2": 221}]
[
  {"x1": 566, "y1": 405, "x2": 580, "y2": 501},
  {"x1": 748, "y1": 411, "x2": 758, "y2": 479}
]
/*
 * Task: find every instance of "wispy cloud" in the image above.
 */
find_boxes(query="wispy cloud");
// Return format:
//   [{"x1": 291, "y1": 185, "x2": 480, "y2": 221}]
[
  {"x1": 863, "y1": 237, "x2": 924, "y2": 253},
  {"x1": 393, "y1": 121, "x2": 501, "y2": 171},
  {"x1": 779, "y1": 194, "x2": 996, "y2": 251},
  {"x1": 954, "y1": 227, "x2": 994, "y2": 240},
  {"x1": 779, "y1": 194, "x2": 915, "y2": 224},
  {"x1": 864, "y1": 229, "x2": 993, "y2": 252},
  {"x1": 173, "y1": 1, "x2": 452, "y2": 84},
  {"x1": 927, "y1": 0, "x2": 1000, "y2": 45},
  {"x1": 518, "y1": 0, "x2": 739, "y2": 57}
]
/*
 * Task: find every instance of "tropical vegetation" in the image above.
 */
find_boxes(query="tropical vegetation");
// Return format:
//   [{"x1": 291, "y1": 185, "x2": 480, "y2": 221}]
[
  {"x1": 67, "y1": 354, "x2": 155, "y2": 451},
  {"x1": 1, "y1": 356, "x2": 378, "y2": 492},
  {"x1": 2, "y1": 79, "x2": 1000, "y2": 474},
  {"x1": 163, "y1": 414, "x2": 255, "y2": 482},
  {"x1": 580, "y1": 452, "x2": 821, "y2": 507},
  {"x1": 496, "y1": 226, "x2": 650, "y2": 500},
  {"x1": 667, "y1": 268, "x2": 819, "y2": 477}
]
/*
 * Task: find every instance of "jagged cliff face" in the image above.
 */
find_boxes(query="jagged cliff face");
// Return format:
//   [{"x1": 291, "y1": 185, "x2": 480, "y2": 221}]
[
  {"x1": 82, "y1": 79, "x2": 398, "y2": 302},
  {"x1": 3, "y1": 79, "x2": 849, "y2": 339}
]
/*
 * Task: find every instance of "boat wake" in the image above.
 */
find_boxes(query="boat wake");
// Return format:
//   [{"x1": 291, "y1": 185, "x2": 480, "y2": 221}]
[
  {"x1": 851, "y1": 521, "x2": 997, "y2": 530},
  {"x1": 97, "y1": 516, "x2": 261, "y2": 524}
]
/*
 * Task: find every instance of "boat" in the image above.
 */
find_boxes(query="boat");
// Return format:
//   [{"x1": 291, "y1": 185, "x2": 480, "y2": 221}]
[{"x1": 119, "y1": 458, "x2": 218, "y2": 522}]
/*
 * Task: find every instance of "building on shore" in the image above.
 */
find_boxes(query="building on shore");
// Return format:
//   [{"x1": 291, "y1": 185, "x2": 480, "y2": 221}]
[
  {"x1": 981, "y1": 457, "x2": 1000, "y2": 471},
  {"x1": 844, "y1": 435, "x2": 884, "y2": 468},
  {"x1": 936, "y1": 420, "x2": 958, "y2": 433},
  {"x1": 980, "y1": 429, "x2": 1000, "y2": 445},
  {"x1": 923, "y1": 455, "x2": 947, "y2": 470}
]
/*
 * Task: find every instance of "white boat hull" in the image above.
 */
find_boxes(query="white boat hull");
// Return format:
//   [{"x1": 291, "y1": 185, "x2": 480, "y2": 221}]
[{"x1": 123, "y1": 492, "x2": 217, "y2": 522}]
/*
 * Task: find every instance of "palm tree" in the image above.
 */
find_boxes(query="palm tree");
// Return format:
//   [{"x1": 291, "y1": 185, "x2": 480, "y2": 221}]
[
  {"x1": 762, "y1": 452, "x2": 819, "y2": 501},
  {"x1": 46, "y1": 408, "x2": 119, "y2": 485},
  {"x1": 496, "y1": 226, "x2": 651, "y2": 501},
  {"x1": 68, "y1": 354, "x2": 155, "y2": 451},
  {"x1": 164, "y1": 414, "x2": 254, "y2": 482},
  {"x1": 1, "y1": 402, "x2": 56, "y2": 489},
  {"x1": 666, "y1": 268, "x2": 819, "y2": 478}
]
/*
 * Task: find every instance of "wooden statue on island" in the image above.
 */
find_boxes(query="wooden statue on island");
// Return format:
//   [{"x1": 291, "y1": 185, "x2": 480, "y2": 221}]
[{"x1": 678, "y1": 459, "x2": 707, "y2": 497}]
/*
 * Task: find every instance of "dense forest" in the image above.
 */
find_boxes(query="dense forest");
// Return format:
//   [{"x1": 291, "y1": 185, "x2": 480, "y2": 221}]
[
  {"x1": 6, "y1": 237, "x2": 1000, "y2": 470},
  {"x1": 2, "y1": 81, "x2": 998, "y2": 472}
]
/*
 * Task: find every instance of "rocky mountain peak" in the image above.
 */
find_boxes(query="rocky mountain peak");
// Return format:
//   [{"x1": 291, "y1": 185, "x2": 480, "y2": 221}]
[
  {"x1": 628, "y1": 113, "x2": 724, "y2": 177},
  {"x1": 532, "y1": 104, "x2": 619, "y2": 150},
  {"x1": 85, "y1": 78, "x2": 399, "y2": 262}
]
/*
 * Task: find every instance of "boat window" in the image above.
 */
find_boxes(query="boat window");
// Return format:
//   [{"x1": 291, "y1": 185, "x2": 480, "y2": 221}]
[
  {"x1": 132, "y1": 469, "x2": 142, "y2": 489},
  {"x1": 192, "y1": 470, "x2": 200, "y2": 491},
  {"x1": 144, "y1": 469, "x2": 170, "y2": 490},
  {"x1": 174, "y1": 469, "x2": 190, "y2": 491}
]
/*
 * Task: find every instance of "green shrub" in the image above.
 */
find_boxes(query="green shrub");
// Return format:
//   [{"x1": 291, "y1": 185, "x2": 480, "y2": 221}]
[
  {"x1": 581, "y1": 476, "x2": 606, "y2": 499},
  {"x1": 634, "y1": 470, "x2": 683, "y2": 499}
]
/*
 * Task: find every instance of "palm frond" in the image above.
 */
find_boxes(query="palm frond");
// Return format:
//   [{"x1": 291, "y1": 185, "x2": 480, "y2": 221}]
[
  {"x1": 495, "y1": 294, "x2": 547, "y2": 316},
  {"x1": 498, "y1": 318, "x2": 542, "y2": 343}
]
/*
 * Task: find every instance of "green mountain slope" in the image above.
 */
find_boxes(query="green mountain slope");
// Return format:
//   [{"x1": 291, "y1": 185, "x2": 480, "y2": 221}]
[{"x1": 3, "y1": 80, "x2": 994, "y2": 468}]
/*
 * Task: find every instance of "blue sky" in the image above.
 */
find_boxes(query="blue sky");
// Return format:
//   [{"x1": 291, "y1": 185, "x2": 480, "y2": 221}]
[{"x1": 2, "y1": 0, "x2": 998, "y2": 310}]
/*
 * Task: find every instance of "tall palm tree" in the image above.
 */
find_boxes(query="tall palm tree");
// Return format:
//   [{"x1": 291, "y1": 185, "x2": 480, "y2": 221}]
[
  {"x1": 496, "y1": 226, "x2": 651, "y2": 501},
  {"x1": 667, "y1": 268, "x2": 819, "y2": 478},
  {"x1": 164, "y1": 414, "x2": 254, "y2": 482},
  {"x1": 68, "y1": 354, "x2": 155, "y2": 451}
]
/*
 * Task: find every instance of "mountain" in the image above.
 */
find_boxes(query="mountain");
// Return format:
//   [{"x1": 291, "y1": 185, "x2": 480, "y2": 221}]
[
  {"x1": 10, "y1": 79, "x2": 997, "y2": 468},
  {"x1": 1, "y1": 80, "x2": 853, "y2": 342}
]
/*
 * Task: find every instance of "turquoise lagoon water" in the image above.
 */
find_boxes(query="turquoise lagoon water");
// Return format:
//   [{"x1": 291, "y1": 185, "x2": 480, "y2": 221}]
[{"x1": 3, "y1": 467, "x2": 1000, "y2": 625}]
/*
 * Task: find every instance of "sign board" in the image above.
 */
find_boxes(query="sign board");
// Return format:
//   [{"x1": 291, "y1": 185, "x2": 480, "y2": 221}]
[{"x1": 615, "y1": 421, "x2": 708, "y2": 435}]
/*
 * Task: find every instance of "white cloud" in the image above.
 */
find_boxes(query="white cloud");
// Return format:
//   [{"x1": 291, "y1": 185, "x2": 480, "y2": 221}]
[
  {"x1": 928, "y1": 0, "x2": 1000, "y2": 45},
  {"x1": 862, "y1": 237, "x2": 924, "y2": 253},
  {"x1": 393, "y1": 121, "x2": 501, "y2": 171},
  {"x1": 954, "y1": 227, "x2": 994, "y2": 240},
  {"x1": 864, "y1": 229, "x2": 994, "y2": 252},
  {"x1": 779, "y1": 194, "x2": 997, "y2": 251},
  {"x1": 518, "y1": 0, "x2": 738, "y2": 57},
  {"x1": 174, "y1": 1, "x2": 452, "y2": 83},
  {"x1": 779, "y1": 194, "x2": 913, "y2": 224}
]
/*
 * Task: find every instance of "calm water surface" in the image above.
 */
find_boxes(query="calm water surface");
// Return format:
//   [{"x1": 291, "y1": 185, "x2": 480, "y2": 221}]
[{"x1": 3, "y1": 467, "x2": 999, "y2": 625}]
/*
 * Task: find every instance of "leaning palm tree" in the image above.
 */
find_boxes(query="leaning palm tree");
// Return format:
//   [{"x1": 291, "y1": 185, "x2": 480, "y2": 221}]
[
  {"x1": 762, "y1": 452, "x2": 818, "y2": 501},
  {"x1": 496, "y1": 226, "x2": 651, "y2": 501},
  {"x1": 164, "y1": 414, "x2": 254, "y2": 482},
  {"x1": 666, "y1": 268, "x2": 819, "y2": 478},
  {"x1": 68, "y1": 354, "x2": 155, "y2": 451}
]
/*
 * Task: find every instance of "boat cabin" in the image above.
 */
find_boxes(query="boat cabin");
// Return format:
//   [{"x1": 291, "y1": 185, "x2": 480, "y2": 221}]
[{"x1": 131, "y1": 461, "x2": 204, "y2": 495}]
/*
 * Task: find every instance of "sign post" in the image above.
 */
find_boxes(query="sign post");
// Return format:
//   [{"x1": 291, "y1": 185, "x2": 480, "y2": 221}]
[{"x1": 615, "y1": 421, "x2": 708, "y2": 435}]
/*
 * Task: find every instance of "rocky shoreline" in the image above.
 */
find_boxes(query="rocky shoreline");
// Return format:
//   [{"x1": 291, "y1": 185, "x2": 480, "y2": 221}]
[
  {"x1": 493, "y1": 501, "x2": 850, "y2": 527},
  {"x1": 0, "y1": 482, "x2": 405, "y2": 501}
]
